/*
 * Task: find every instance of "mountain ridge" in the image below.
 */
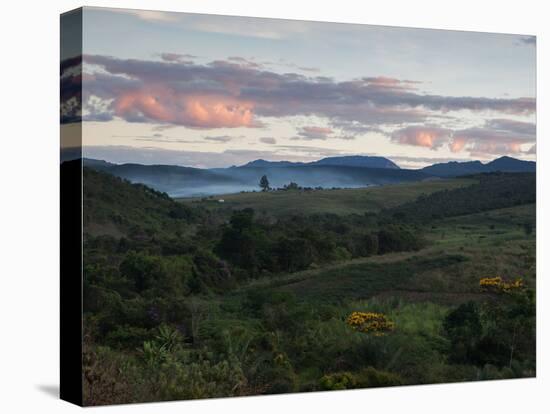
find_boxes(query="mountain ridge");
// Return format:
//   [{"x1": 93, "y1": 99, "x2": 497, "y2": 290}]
[
  {"x1": 421, "y1": 156, "x2": 535, "y2": 177},
  {"x1": 80, "y1": 155, "x2": 535, "y2": 197},
  {"x1": 239, "y1": 155, "x2": 399, "y2": 169}
]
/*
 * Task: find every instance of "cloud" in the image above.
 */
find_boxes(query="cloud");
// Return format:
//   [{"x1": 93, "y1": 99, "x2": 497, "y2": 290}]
[
  {"x1": 227, "y1": 56, "x2": 263, "y2": 69},
  {"x1": 295, "y1": 126, "x2": 334, "y2": 140},
  {"x1": 181, "y1": 14, "x2": 311, "y2": 40},
  {"x1": 271, "y1": 58, "x2": 320, "y2": 73},
  {"x1": 390, "y1": 119, "x2": 536, "y2": 157},
  {"x1": 297, "y1": 66, "x2": 320, "y2": 73},
  {"x1": 112, "y1": 9, "x2": 181, "y2": 23},
  {"x1": 273, "y1": 145, "x2": 344, "y2": 157},
  {"x1": 260, "y1": 137, "x2": 277, "y2": 144},
  {"x1": 159, "y1": 53, "x2": 196, "y2": 63},
  {"x1": 203, "y1": 135, "x2": 234, "y2": 143},
  {"x1": 451, "y1": 119, "x2": 535, "y2": 155},
  {"x1": 391, "y1": 126, "x2": 453, "y2": 149},
  {"x1": 61, "y1": 54, "x2": 535, "y2": 130}
]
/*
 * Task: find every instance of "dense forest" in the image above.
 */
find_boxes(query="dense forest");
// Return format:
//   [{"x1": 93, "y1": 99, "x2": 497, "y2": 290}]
[{"x1": 78, "y1": 164, "x2": 536, "y2": 405}]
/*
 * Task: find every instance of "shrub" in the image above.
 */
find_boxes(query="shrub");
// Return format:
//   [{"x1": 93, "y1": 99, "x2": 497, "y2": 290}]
[
  {"x1": 319, "y1": 372, "x2": 355, "y2": 390},
  {"x1": 346, "y1": 312, "x2": 395, "y2": 336}
]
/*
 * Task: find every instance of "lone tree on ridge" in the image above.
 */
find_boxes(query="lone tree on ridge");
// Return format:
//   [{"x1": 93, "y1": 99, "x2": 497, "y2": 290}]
[{"x1": 259, "y1": 175, "x2": 270, "y2": 192}]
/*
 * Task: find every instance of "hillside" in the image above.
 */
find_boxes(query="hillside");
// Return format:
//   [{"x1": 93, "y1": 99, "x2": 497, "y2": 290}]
[
  {"x1": 421, "y1": 156, "x2": 535, "y2": 177},
  {"x1": 382, "y1": 172, "x2": 536, "y2": 223},
  {"x1": 83, "y1": 158, "x2": 244, "y2": 197},
  {"x1": 81, "y1": 165, "x2": 195, "y2": 238}
]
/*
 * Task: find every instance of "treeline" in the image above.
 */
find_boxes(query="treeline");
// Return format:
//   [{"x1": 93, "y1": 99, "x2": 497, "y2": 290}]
[
  {"x1": 216, "y1": 209, "x2": 425, "y2": 277},
  {"x1": 382, "y1": 172, "x2": 535, "y2": 224}
]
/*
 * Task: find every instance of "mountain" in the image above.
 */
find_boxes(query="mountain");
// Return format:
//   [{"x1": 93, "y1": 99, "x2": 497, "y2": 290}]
[
  {"x1": 82, "y1": 157, "x2": 424, "y2": 197},
  {"x1": 80, "y1": 155, "x2": 535, "y2": 198},
  {"x1": 421, "y1": 156, "x2": 535, "y2": 177},
  {"x1": 239, "y1": 155, "x2": 399, "y2": 170},
  {"x1": 240, "y1": 159, "x2": 305, "y2": 168},
  {"x1": 224, "y1": 164, "x2": 428, "y2": 191},
  {"x1": 420, "y1": 160, "x2": 486, "y2": 177},
  {"x1": 313, "y1": 156, "x2": 400, "y2": 169},
  {"x1": 83, "y1": 158, "x2": 247, "y2": 197},
  {"x1": 486, "y1": 156, "x2": 536, "y2": 172}
]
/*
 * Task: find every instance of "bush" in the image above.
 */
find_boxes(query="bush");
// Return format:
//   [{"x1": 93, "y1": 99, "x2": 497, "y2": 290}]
[
  {"x1": 319, "y1": 368, "x2": 402, "y2": 390},
  {"x1": 377, "y1": 225, "x2": 425, "y2": 254},
  {"x1": 443, "y1": 302, "x2": 482, "y2": 364},
  {"x1": 319, "y1": 372, "x2": 355, "y2": 390}
]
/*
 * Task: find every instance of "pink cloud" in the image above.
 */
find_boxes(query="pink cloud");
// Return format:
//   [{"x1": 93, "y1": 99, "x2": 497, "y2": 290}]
[
  {"x1": 114, "y1": 88, "x2": 257, "y2": 128},
  {"x1": 391, "y1": 119, "x2": 535, "y2": 157},
  {"x1": 450, "y1": 119, "x2": 535, "y2": 155},
  {"x1": 390, "y1": 126, "x2": 452, "y2": 149}
]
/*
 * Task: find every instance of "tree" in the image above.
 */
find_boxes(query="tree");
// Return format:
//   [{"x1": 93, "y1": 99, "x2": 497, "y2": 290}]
[
  {"x1": 443, "y1": 302, "x2": 483, "y2": 364},
  {"x1": 259, "y1": 175, "x2": 270, "y2": 192},
  {"x1": 283, "y1": 182, "x2": 300, "y2": 191},
  {"x1": 275, "y1": 237, "x2": 314, "y2": 272},
  {"x1": 119, "y1": 251, "x2": 165, "y2": 293}
]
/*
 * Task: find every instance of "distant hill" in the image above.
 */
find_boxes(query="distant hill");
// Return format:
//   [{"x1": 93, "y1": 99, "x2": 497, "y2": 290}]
[
  {"x1": 240, "y1": 155, "x2": 399, "y2": 169},
  {"x1": 486, "y1": 156, "x2": 536, "y2": 172},
  {"x1": 81, "y1": 155, "x2": 535, "y2": 197},
  {"x1": 240, "y1": 159, "x2": 305, "y2": 168},
  {"x1": 421, "y1": 156, "x2": 535, "y2": 177},
  {"x1": 313, "y1": 155, "x2": 399, "y2": 169},
  {"x1": 83, "y1": 156, "x2": 421, "y2": 197},
  {"x1": 83, "y1": 158, "x2": 247, "y2": 197}
]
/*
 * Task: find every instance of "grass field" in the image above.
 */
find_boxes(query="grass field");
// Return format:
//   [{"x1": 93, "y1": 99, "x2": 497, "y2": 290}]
[{"x1": 179, "y1": 178, "x2": 476, "y2": 216}]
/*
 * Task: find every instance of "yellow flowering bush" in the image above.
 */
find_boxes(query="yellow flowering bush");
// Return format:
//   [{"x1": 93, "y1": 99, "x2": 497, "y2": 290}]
[
  {"x1": 346, "y1": 311, "x2": 395, "y2": 335},
  {"x1": 479, "y1": 276, "x2": 524, "y2": 293}
]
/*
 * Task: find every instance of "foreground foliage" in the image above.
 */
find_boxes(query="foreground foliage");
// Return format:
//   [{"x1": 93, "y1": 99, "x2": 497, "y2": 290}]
[{"x1": 77, "y1": 165, "x2": 536, "y2": 405}]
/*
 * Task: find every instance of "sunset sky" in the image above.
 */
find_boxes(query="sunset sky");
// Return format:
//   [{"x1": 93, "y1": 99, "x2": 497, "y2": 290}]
[{"x1": 61, "y1": 7, "x2": 536, "y2": 169}]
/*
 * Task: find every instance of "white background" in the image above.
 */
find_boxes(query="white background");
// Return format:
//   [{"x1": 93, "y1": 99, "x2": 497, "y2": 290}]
[{"x1": 0, "y1": 0, "x2": 547, "y2": 412}]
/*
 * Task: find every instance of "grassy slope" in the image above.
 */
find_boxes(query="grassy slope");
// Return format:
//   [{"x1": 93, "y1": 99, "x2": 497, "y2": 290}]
[
  {"x1": 229, "y1": 203, "x2": 535, "y2": 306},
  {"x1": 178, "y1": 176, "x2": 534, "y2": 307},
  {"x1": 83, "y1": 167, "x2": 193, "y2": 238},
  {"x1": 179, "y1": 178, "x2": 475, "y2": 216}
]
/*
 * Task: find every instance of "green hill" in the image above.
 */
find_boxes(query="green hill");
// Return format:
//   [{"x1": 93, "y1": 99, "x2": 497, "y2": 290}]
[
  {"x1": 81, "y1": 165, "x2": 195, "y2": 239},
  {"x1": 382, "y1": 172, "x2": 536, "y2": 223}
]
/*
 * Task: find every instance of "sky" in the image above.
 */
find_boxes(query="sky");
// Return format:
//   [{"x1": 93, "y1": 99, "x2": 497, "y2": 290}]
[{"x1": 60, "y1": 7, "x2": 536, "y2": 169}]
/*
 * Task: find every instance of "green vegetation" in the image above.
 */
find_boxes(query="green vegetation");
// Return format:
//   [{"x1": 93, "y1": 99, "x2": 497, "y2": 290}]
[
  {"x1": 382, "y1": 173, "x2": 536, "y2": 223},
  {"x1": 81, "y1": 166, "x2": 536, "y2": 405},
  {"x1": 181, "y1": 177, "x2": 475, "y2": 217}
]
